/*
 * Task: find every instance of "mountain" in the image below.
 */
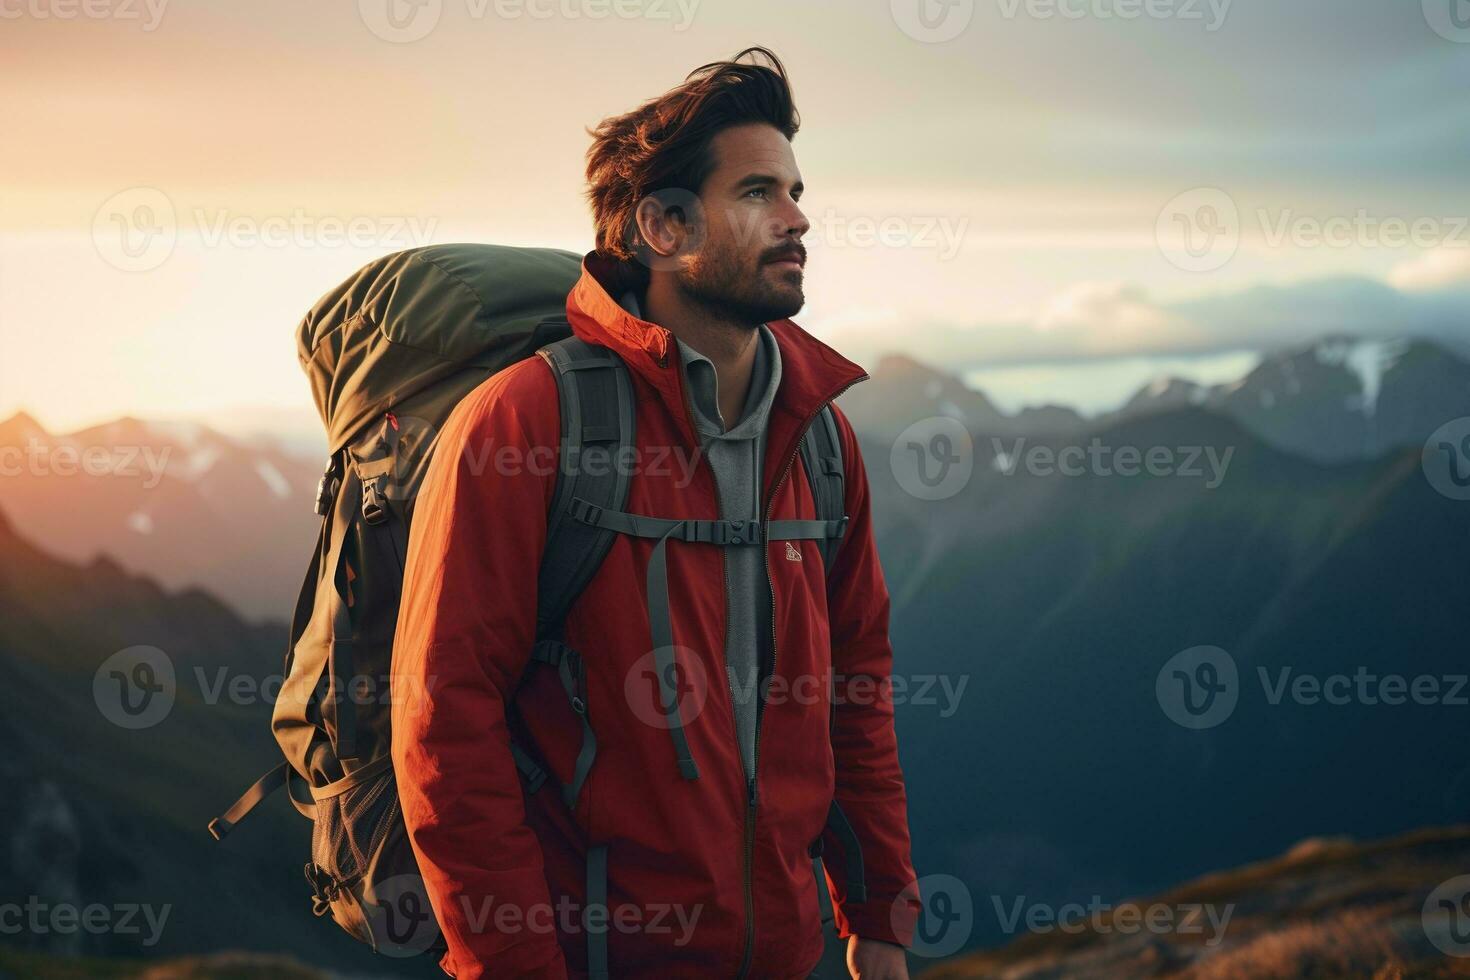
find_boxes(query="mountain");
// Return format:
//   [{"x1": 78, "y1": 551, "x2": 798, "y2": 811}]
[
  {"x1": 840, "y1": 336, "x2": 1470, "y2": 465},
  {"x1": 1111, "y1": 336, "x2": 1470, "y2": 462},
  {"x1": 838, "y1": 355, "x2": 1085, "y2": 443},
  {"x1": 865, "y1": 403, "x2": 1470, "y2": 956},
  {"x1": 0, "y1": 505, "x2": 438, "y2": 975},
  {"x1": 0, "y1": 413, "x2": 323, "y2": 620},
  {"x1": 919, "y1": 825, "x2": 1470, "y2": 979}
]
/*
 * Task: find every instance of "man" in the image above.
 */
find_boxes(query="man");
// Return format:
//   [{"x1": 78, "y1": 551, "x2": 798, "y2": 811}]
[{"x1": 392, "y1": 47, "x2": 918, "y2": 979}]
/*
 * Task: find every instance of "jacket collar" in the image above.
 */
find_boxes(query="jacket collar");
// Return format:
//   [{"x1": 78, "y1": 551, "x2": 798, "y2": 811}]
[{"x1": 566, "y1": 252, "x2": 870, "y2": 465}]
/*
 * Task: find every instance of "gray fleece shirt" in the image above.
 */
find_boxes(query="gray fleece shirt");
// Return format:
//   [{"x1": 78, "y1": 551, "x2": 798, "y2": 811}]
[
  {"x1": 621, "y1": 291, "x2": 781, "y2": 783},
  {"x1": 676, "y1": 326, "x2": 781, "y2": 783}
]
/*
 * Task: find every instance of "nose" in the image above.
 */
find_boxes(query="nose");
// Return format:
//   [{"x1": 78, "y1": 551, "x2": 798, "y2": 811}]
[{"x1": 783, "y1": 194, "x2": 810, "y2": 242}]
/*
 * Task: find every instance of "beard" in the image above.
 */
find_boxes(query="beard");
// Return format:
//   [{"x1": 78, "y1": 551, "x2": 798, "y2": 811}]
[{"x1": 676, "y1": 240, "x2": 805, "y2": 326}]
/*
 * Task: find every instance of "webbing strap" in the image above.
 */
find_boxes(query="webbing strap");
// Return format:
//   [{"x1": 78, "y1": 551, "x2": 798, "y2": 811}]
[
  {"x1": 647, "y1": 521, "x2": 700, "y2": 781},
  {"x1": 825, "y1": 800, "x2": 868, "y2": 903},
  {"x1": 517, "y1": 639, "x2": 599, "y2": 802},
  {"x1": 569, "y1": 498, "x2": 846, "y2": 547},
  {"x1": 207, "y1": 761, "x2": 316, "y2": 840},
  {"x1": 586, "y1": 844, "x2": 610, "y2": 980},
  {"x1": 284, "y1": 508, "x2": 329, "y2": 674},
  {"x1": 207, "y1": 763, "x2": 289, "y2": 841},
  {"x1": 306, "y1": 752, "x2": 392, "y2": 802},
  {"x1": 329, "y1": 637, "x2": 356, "y2": 761},
  {"x1": 530, "y1": 639, "x2": 572, "y2": 666},
  {"x1": 509, "y1": 741, "x2": 547, "y2": 793},
  {"x1": 813, "y1": 856, "x2": 835, "y2": 925},
  {"x1": 315, "y1": 501, "x2": 357, "y2": 763},
  {"x1": 557, "y1": 651, "x2": 598, "y2": 809},
  {"x1": 568, "y1": 498, "x2": 762, "y2": 546},
  {"x1": 768, "y1": 517, "x2": 849, "y2": 541}
]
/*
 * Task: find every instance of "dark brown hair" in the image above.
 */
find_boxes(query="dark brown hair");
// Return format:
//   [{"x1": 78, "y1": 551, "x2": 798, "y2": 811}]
[{"x1": 585, "y1": 46, "x2": 800, "y2": 264}]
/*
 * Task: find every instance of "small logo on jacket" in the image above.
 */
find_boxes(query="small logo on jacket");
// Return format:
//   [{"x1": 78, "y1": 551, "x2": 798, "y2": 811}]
[{"x1": 785, "y1": 542, "x2": 803, "y2": 562}]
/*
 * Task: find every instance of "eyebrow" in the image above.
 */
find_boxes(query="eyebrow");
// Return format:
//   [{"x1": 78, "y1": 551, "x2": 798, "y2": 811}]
[{"x1": 734, "y1": 173, "x2": 804, "y2": 195}]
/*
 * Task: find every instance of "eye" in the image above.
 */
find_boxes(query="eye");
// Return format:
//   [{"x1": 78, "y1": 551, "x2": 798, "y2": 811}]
[{"x1": 745, "y1": 187, "x2": 768, "y2": 199}]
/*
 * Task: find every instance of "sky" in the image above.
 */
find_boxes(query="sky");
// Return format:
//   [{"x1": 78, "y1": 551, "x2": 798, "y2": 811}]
[{"x1": 2, "y1": 0, "x2": 1469, "y2": 432}]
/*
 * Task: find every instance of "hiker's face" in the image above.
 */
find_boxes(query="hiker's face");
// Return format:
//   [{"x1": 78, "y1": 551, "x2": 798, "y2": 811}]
[{"x1": 677, "y1": 123, "x2": 809, "y2": 324}]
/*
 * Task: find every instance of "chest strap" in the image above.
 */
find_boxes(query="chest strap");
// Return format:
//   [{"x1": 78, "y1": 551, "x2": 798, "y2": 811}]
[{"x1": 565, "y1": 496, "x2": 848, "y2": 784}]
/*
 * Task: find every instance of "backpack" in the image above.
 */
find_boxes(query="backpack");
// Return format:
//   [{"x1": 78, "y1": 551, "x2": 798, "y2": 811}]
[{"x1": 206, "y1": 243, "x2": 863, "y2": 970}]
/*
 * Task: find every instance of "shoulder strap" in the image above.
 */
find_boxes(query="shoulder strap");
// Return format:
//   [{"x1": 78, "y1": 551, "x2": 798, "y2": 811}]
[
  {"x1": 536, "y1": 327, "x2": 636, "y2": 638},
  {"x1": 798, "y1": 404, "x2": 847, "y2": 575},
  {"x1": 531, "y1": 328, "x2": 633, "y2": 980},
  {"x1": 797, "y1": 406, "x2": 869, "y2": 923}
]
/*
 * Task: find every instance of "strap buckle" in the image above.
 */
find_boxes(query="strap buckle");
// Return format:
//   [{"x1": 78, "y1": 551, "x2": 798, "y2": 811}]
[
  {"x1": 571, "y1": 498, "x2": 604, "y2": 527},
  {"x1": 361, "y1": 478, "x2": 388, "y2": 525},
  {"x1": 314, "y1": 457, "x2": 340, "y2": 516},
  {"x1": 713, "y1": 520, "x2": 761, "y2": 546}
]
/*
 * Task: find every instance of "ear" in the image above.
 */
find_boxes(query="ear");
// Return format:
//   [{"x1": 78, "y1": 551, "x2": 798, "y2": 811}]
[{"x1": 633, "y1": 193, "x2": 687, "y2": 258}]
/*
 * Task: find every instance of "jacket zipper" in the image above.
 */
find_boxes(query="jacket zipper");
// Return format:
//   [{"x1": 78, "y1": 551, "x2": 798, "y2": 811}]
[
  {"x1": 674, "y1": 356, "x2": 766, "y2": 980},
  {"x1": 736, "y1": 374, "x2": 864, "y2": 979}
]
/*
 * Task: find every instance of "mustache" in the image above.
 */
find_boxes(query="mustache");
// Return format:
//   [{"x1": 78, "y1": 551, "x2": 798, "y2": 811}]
[{"x1": 761, "y1": 242, "x2": 807, "y2": 265}]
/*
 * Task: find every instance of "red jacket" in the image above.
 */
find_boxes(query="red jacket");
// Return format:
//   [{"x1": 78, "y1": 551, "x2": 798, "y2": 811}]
[{"x1": 391, "y1": 254, "x2": 919, "y2": 978}]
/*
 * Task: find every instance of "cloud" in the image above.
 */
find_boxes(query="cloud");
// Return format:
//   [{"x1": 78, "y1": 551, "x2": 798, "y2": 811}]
[
  {"x1": 1035, "y1": 281, "x2": 1189, "y2": 341},
  {"x1": 822, "y1": 274, "x2": 1470, "y2": 370},
  {"x1": 1389, "y1": 247, "x2": 1470, "y2": 291}
]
